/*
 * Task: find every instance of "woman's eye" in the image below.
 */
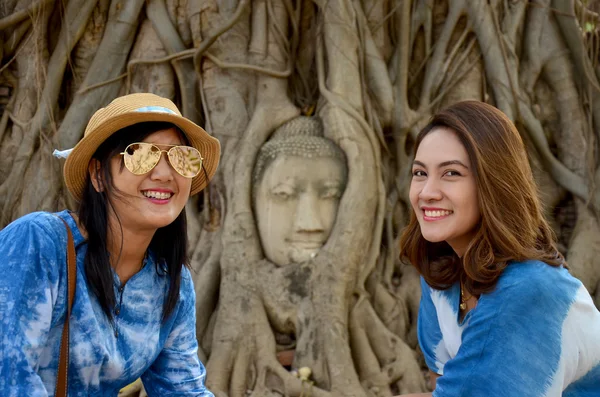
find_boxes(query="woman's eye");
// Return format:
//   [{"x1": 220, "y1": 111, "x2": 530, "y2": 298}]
[
  {"x1": 412, "y1": 170, "x2": 426, "y2": 177},
  {"x1": 444, "y1": 170, "x2": 461, "y2": 177}
]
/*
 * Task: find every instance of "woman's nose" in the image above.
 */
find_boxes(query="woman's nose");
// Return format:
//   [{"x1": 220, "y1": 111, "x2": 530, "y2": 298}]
[
  {"x1": 418, "y1": 178, "x2": 443, "y2": 201},
  {"x1": 149, "y1": 152, "x2": 175, "y2": 181}
]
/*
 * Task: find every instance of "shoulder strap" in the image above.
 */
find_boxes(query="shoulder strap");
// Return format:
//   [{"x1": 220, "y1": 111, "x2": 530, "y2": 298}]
[{"x1": 54, "y1": 216, "x2": 77, "y2": 397}]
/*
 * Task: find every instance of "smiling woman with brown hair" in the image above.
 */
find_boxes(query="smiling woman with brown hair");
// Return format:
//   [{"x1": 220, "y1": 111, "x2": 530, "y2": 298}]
[{"x1": 397, "y1": 101, "x2": 600, "y2": 397}]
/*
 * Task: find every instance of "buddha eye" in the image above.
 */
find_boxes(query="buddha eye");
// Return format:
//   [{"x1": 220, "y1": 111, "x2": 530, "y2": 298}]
[
  {"x1": 321, "y1": 188, "x2": 341, "y2": 199},
  {"x1": 271, "y1": 188, "x2": 295, "y2": 200}
]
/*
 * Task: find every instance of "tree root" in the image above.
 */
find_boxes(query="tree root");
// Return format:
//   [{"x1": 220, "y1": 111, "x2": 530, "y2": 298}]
[
  {"x1": 0, "y1": 71, "x2": 17, "y2": 145},
  {"x1": 0, "y1": 0, "x2": 53, "y2": 32},
  {"x1": 552, "y1": 0, "x2": 600, "y2": 137},
  {"x1": 466, "y1": 0, "x2": 589, "y2": 202},
  {"x1": 0, "y1": 2, "x2": 51, "y2": 224},
  {"x1": 567, "y1": 202, "x2": 600, "y2": 301},
  {"x1": 54, "y1": 0, "x2": 144, "y2": 149},
  {"x1": 350, "y1": 299, "x2": 427, "y2": 395},
  {"x1": 353, "y1": 0, "x2": 394, "y2": 127},
  {"x1": 126, "y1": 19, "x2": 175, "y2": 98},
  {"x1": 193, "y1": 0, "x2": 251, "y2": 79},
  {"x1": 147, "y1": 0, "x2": 198, "y2": 121},
  {"x1": 207, "y1": 288, "x2": 332, "y2": 397},
  {"x1": 418, "y1": 0, "x2": 466, "y2": 108},
  {"x1": 69, "y1": 0, "x2": 110, "y2": 97},
  {"x1": 315, "y1": 31, "x2": 384, "y2": 290}
]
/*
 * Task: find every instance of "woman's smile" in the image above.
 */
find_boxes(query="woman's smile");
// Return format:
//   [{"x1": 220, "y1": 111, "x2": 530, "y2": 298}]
[
  {"x1": 421, "y1": 207, "x2": 453, "y2": 221},
  {"x1": 141, "y1": 188, "x2": 175, "y2": 204}
]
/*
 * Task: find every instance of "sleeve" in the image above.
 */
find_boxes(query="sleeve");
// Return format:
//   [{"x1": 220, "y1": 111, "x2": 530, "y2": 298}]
[
  {"x1": 141, "y1": 268, "x2": 214, "y2": 397},
  {"x1": 0, "y1": 215, "x2": 63, "y2": 396},
  {"x1": 417, "y1": 277, "x2": 446, "y2": 375},
  {"x1": 432, "y1": 277, "x2": 567, "y2": 397}
]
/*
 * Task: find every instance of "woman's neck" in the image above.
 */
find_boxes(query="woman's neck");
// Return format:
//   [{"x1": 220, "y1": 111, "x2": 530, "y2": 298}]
[{"x1": 106, "y1": 218, "x2": 154, "y2": 284}]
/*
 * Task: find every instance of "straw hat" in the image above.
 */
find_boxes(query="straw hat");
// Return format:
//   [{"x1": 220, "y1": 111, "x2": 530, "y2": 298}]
[{"x1": 63, "y1": 93, "x2": 220, "y2": 201}]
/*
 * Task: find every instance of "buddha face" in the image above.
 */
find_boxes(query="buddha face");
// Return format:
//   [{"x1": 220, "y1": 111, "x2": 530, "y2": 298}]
[{"x1": 255, "y1": 155, "x2": 346, "y2": 266}]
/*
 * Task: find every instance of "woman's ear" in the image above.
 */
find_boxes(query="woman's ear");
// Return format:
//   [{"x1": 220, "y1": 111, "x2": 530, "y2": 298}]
[{"x1": 88, "y1": 159, "x2": 104, "y2": 193}]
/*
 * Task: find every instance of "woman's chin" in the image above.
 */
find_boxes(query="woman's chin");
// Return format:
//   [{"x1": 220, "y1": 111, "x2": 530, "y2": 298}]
[
  {"x1": 137, "y1": 215, "x2": 179, "y2": 231},
  {"x1": 421, "y1": 233, "x2": 447, "y2": 244}
]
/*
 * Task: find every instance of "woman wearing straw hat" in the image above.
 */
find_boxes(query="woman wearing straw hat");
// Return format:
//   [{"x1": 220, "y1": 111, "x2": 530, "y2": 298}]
[{"x1": 0, "y1": 93, "x2": 219, "y2": 396}]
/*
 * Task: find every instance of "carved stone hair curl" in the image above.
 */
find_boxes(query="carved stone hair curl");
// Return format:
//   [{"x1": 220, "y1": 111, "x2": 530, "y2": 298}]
[{"x1": 252, "y1": 116, "x2": 347, "y2": 187}]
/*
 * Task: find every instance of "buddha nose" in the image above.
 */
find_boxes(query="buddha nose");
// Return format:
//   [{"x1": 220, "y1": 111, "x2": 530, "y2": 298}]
[{"x1": 294, "y1": 191, "x2": 324, "y2": 233}]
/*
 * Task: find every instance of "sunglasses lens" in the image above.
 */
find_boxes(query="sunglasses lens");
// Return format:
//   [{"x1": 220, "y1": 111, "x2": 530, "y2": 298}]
[
  {"x1": 123, "y1": 143, "x2": 160, "y2": 175},
  {"x1": 169, "y1": 146, "x2": 202, "y2": 178}
]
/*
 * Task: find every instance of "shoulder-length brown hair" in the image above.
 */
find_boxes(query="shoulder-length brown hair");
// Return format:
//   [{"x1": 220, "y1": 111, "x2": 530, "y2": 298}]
[{"x1": 399, "y1": 101, "x2": 564, "y2": 295}]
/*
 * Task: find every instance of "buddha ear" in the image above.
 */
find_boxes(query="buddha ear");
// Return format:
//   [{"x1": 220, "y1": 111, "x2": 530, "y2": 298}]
[{"x1": 88, "y1": 159, "x2": 105, "y2": 193}]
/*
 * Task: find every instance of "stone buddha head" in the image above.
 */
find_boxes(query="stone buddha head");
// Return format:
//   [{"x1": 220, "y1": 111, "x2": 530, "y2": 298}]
[{"x1": 252, "y1": 116, "x2": 348, "y2": 266}]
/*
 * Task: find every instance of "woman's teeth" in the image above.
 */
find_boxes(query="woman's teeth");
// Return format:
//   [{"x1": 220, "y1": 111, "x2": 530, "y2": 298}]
[
  {"x1": 143, "y1": 191, "x2": 173, "y2": 200},
  {"x1": 424, "y1": 210, "x2": 452, "y2": 217}
]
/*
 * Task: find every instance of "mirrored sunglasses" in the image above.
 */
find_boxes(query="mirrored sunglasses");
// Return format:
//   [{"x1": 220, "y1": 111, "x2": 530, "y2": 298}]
[{"x1": 120, "y1": 142, "x2": 203, "y2": 178}]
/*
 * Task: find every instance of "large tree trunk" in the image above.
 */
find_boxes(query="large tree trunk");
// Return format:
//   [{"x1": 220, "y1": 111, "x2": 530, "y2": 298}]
[{"x1": 2, "y1": 0, "x2": 600, "y2": 395}]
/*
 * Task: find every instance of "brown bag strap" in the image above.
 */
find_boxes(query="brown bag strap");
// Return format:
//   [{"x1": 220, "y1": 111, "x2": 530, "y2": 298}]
[{"x1": 54, "y1": 216, "x2": 77, "y2": 397}]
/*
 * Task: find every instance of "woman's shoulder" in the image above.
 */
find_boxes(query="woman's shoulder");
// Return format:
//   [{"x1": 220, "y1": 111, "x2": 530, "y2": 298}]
[
  {"x1": 489, "y1": 259, "x2": 589, "y2": 314},
  {"x1": 498, "y1": 259, "x2": 579, "y2": 292},
  {"x1": 0, "y1": 211, "x2": 72, "y2": 283},
  {"x1": 1, "y1": 210, "x2": 69, "y2": 241}
]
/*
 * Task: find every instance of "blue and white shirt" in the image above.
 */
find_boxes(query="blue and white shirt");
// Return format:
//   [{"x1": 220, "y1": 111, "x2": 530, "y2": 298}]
[
  {"x1": 418, "y1": 260, "x2": 600, "y2": 396},
  {"x1": 0, "y1": 210, "x2": 213, "y2": 396}
]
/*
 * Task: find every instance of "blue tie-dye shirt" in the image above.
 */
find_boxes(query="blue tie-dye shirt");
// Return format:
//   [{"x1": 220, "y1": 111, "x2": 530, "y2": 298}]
[
  {"x1": 0, "y1": 210, "x2": 213, "y2": 396},
  {"x1": 418, "y1": 260, "x2": 600, "y2": 396}
]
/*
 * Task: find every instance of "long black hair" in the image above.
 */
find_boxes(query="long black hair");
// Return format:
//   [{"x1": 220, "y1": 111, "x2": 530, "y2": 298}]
[{"x1": 78, "y1": 122, "x2": 190, "y2": 323}]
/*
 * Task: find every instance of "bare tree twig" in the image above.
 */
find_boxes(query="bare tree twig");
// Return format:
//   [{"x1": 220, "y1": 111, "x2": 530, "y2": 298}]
[
  {"x1": 372, "y1": 0, "x2": 404, "y2": 33},
  {"x1": 77, "y1": 73, "x2": 126, "y2": 94},
  {"x1": 0, "y1": 31, "x2": 31, "y2": 75},
  {"x1": 205, "y1": 53, "x2": 292, "y2": 77}
]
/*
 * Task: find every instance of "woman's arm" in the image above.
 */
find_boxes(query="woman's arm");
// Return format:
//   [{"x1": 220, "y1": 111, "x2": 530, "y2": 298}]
[
  {"x1": 397, "y1": 394, "x2": 432, "y2": 397},
  {"x1": 428, "y1": 370, "x2": 439, "y2": 390},
  {"x1": 141, "y1": 268, "x2": 213, "y2": 396},
  {"x1": 0, "y1": 215, "x2": 63, "y2": 395},
  {"x1": 394, "y1": 370, "x2": 437, "y2": 396}
]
